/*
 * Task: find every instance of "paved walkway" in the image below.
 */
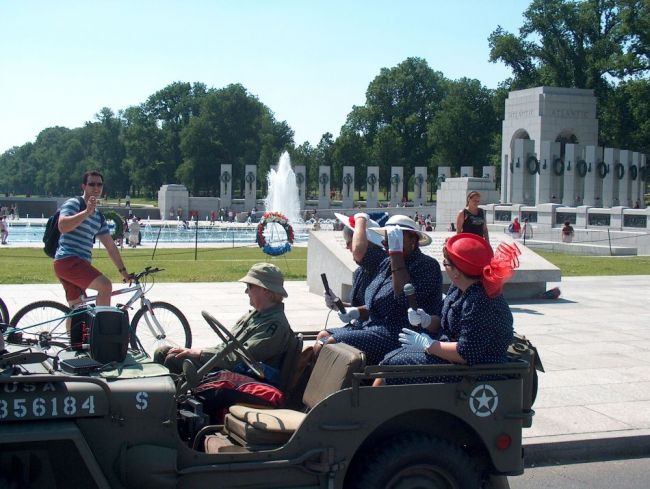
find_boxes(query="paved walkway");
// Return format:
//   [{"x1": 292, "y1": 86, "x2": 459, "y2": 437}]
[{"x1": 3, "y1": 275, "x2": 650, "y2": 464}]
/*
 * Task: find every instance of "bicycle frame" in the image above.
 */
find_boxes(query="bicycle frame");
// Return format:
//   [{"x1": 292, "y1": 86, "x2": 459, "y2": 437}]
[{"x1": 77, "y1": 282, "x2": 168, "y2": 342}]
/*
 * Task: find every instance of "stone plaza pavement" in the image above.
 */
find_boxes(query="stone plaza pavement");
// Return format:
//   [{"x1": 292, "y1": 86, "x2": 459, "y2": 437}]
[{"x1": 2, "y1": 275, "x2": 650, "y2": 465}]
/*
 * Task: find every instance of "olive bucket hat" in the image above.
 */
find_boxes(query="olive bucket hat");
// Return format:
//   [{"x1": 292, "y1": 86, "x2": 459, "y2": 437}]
[{"x1": 239, "y1": 263, "x2": 288, "y2": 298}]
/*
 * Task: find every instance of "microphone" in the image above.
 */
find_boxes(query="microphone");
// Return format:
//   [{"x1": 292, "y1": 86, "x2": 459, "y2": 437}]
[
  {"x1": 321, "y1": 273, "x2": 347, "y2": 314},
  {"x1": 404, "y1": 283, "x2": 418, "y2": 310}
]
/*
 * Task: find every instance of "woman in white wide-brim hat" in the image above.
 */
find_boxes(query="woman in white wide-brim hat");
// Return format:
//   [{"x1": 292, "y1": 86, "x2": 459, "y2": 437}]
[
  {"x1": 316, "y1": 213, "x2": 387, "y2": 356},
  {"x1": 315, "y1": 214, "x2": 442, "y2": 365}
]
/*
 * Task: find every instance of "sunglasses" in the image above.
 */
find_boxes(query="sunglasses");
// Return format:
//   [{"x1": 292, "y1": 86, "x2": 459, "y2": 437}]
[{"x1": 85, "y1": 182, "x2": 104, "y2": 187}]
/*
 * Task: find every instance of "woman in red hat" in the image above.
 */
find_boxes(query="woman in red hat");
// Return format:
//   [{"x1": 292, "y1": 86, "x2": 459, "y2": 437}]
[{"x1": 374, "y1": 233, "x2": 520, "y2": 385}]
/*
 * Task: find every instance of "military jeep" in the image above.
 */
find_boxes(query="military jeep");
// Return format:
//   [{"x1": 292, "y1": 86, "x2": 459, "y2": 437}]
[{"x1": 0, "y1": 315, "x2": 539, "y2": 489}]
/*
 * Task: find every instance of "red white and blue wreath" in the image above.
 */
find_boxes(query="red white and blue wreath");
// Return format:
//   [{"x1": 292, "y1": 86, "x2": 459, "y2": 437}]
[{"x1": 256, "y1": 211, "x2": 295, "y2": 256}]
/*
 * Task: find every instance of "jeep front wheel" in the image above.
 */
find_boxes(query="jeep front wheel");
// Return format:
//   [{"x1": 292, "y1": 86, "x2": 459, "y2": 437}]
[{"x1": 352, "y1": 434, "x2": 481, "y2": 489}]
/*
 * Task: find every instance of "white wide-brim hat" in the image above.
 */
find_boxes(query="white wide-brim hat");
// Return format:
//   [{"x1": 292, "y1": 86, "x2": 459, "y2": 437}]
[
  {"x1": 369, "y1": 214, "x2": 432, "y2": 247},
  {"x1": 334, "y1": 213, "x2": 385, "y2": 247}
]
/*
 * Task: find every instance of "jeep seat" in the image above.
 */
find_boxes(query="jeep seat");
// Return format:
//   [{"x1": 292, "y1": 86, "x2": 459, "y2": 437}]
[
  {"x1": 278, "y1": 333, "x2": 303, "y2": 392},
  {"x1": 219, "y1": 343, "x2": 365, "y2": 449}
]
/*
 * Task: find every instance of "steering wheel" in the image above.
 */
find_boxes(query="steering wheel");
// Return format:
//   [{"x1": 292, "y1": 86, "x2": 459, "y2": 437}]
[{"x1": 201, "y1": 311, "x2": 265, "y2": 379}]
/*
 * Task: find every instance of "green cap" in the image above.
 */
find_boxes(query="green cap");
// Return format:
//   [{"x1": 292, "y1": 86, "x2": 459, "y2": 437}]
[{"x1": 239, "y1": 263, "x2": 288, "y2": 298}]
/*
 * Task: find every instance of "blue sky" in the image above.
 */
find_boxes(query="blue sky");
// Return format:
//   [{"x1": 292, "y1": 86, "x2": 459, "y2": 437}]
[{"x1": 0, "y1": 0, "x2": 527, "y2": 153}]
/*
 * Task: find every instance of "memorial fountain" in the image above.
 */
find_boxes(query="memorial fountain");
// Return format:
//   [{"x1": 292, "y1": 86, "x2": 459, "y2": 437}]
[{"x1": 264, "y1": 151, "x2": 302, "y2": 226}]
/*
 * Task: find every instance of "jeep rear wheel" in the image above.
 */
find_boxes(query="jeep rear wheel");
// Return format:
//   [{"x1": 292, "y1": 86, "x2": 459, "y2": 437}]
[{"x1": 352, "y1": 434, "x2": 481, "y2": 489}]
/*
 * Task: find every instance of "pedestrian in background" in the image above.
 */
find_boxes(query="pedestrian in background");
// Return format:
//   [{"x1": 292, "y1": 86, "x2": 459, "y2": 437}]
[
  {"x1": 456, "y1": 191, "x2": 489, "y2": 241},
  {"x1": 0, "y1": 216, "x2": 8, "y2": 244}
]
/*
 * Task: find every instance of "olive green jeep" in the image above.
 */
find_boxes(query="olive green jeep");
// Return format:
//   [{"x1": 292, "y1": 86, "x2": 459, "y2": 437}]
[{"x1": 0, "y1": 315, "x2": 540, "y2": 489}]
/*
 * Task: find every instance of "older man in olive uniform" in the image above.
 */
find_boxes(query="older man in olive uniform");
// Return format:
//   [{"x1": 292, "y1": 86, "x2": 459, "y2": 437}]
[{"x1": 155, "y1": 263, "x2": 294, "y2": 377}]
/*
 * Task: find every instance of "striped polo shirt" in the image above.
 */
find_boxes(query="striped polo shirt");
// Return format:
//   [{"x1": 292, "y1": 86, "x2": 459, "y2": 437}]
[{"x1": 55, "y1": 197, "x2": 108, "y2": 262}]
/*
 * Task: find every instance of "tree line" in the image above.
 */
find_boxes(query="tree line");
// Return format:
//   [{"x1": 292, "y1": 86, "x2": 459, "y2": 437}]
[{"x1": 1, "y1": 0, "x2": 648, "y2": 200}]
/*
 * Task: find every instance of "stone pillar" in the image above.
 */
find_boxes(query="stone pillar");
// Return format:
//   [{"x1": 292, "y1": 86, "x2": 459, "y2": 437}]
[
  {"x1": 460, "y1": 166, "x2": 474, "y2": 177},
  {"x1": 618, "y1": 150, "x2": 631, "y2": 207},
  {"x1": 220, "y1": 164, "x2": 232, "y2": 209},
  {"x1": 318, "y1": 166, "x2": 331, "y2": 210},
  {"x1": 158, "y1": 184, "x2": 189, "y2": 220},
  {"x1": 413, "y1": 167, "x2": 427, "y2": 206},
  {"x1": 610, "y1": 206, "x2": 625, "y2": 230},
  {"x1": 562, "y1": 144, "x2": 581, "y2": 206},
  {"x1": 437, "y1": 166, "x2": 451, "y2": 200},
  {"x1": 628, "y1": 151, "x2": 641, "y2": 207},
  {"x1": 575, "y1": 205, "x2": 590, "y2": 229},
  {"x1": 511, "y1": 139, "x2": 535, "y2": 204},
  {"x1": 342, "y1": 166, "x2": 355, "y2": 209},
  {"x1": 537, "y1": 141, "x2": 560, "y2": 205},
  {"x1": 294, "y1": 165, "x2": 306, "y2": 210},
  {"x1": 602, "y1": 147, "x2": 618, "y2": 207},
  {"x1": 583, "y1": 145, "x2": 602, "y2": 207},
  {"x1": 536, "y1": 203, "x2": 561, "y2": 227},
  {"x1": 244, "y1": 165, "x2": 257, "y2": 211},
  {"x1": 389, "y1": 166, "x2": 404, "y2": 206},
  {"x1": 636, "y1": 153, "x2": 650, "y2": 208},
  {"x1": 366, "y1": 166, "x2": 379, "y2": 208},
  {"x1": 501, "y1": 154, "x2": 510, "y2": 203},
  {"x1": 482, "y1": 166, "x2": 495, "y2": 182}
]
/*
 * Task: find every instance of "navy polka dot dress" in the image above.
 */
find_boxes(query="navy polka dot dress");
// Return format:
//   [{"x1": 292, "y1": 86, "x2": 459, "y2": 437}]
[
  {"x1": 329, "y1": 248, "x2": 442, "y2": 365},
  {"x1": 381, "y1": 282, "x2": 514, "y2": 384},
  {"x1": 350, "y1": 245, "x2": 386, "y2": 307}
]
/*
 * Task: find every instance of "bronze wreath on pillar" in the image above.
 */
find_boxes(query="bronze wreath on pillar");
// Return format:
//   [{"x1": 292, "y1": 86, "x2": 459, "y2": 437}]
[
  {"x1": 526, "y1": 156, "x2": 539, "y2": 175},
  {"x1": 319, "y1": 173, "x2": 329, "y2": 196},
  {"x1": 614, "y1": 163, "x2": 625, "y2": 180}
]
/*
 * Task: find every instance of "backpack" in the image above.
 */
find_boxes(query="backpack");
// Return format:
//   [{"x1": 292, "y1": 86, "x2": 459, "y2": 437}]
[
  {"x1": 43, "y1": 196, "x2": 87, "y2": 258},
  {"x1": 507, "y1": 223, "x2": 515, "y2": 233}
]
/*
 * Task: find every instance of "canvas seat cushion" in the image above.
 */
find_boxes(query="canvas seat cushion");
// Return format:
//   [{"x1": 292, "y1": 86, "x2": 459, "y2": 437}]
[{"x1": 225, "y1": 405, "x2": 306, "y2": 446}]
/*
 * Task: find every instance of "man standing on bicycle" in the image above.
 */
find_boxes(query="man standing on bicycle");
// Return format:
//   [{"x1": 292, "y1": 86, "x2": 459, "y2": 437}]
[{"x1": 54, "y1": 170, "x2": 131, "y2": 309}]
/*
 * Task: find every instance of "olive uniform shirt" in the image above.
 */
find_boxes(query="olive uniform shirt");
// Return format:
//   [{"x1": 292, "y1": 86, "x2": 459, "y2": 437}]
[{"x1": 199, "y1": 302, "x2": 293, "y2": 371}]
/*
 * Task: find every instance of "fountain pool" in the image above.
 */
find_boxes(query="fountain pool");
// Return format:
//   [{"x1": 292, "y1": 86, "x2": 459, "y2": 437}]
[{"x1": 3, "y1": 220, "x2": 332, "y2": 245}]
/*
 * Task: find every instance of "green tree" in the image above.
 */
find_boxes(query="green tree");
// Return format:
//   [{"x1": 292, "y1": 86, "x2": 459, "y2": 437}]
[
  {"x1": 428, "y1": 78, "x2": 499, "y2": 175},
  {"x1": 145, "y1": 82, "x2": 208, "y2": 184},
  {"x1": 343, "y1": 57, "x2": 448, "y2": 197},
  {"x1": 122, "y1": 105, "x2": 165, "y2": 197},
  {"x1": 332, "y1": 131, "x2": 369, "y2": 200},
  {"x1": 488, "y1": 0, "x2": 647, "y2": 96},
  {"x1": 180, "y1": 84, "x2": 293, "y2": 196},
  {"x1": 85, "y1": 108, "x2": 127, "y2": 197}
]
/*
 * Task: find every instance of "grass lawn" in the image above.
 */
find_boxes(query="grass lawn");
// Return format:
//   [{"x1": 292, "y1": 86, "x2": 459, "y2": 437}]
[
  {"x1": 0, "y1": 247, "x2": 307, "y2": 284},
  {"x1": 1, "y1": 247, "x2": 649, "y2": 284},
  {"x1": 535, "y1": 251, "x2": 650, "y2": 276}
]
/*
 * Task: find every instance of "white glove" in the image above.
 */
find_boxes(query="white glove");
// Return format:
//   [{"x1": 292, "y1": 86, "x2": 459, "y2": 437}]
[
  {"x1": 354, "y1": 212, "x2": 370, "y2": 222},
  {"x1": 399, "y1": 328, "x2": 437, "y2": 352},
  {"x1": 407, "y1": 308, "x2": 432, "y2": 328},
  {"x1": 387, "y1": 226, "x2": 403, "y2": 255},
  {"x1": 338, "y1": 307, "x2": 360, "y2": 323},
  {"x1": 323, "y1": 290, "x2": 339, "y2": 311}
]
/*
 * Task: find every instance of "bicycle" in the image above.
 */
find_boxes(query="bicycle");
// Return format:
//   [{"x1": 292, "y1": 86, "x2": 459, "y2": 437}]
[
  {"x1": 8, "y1": 267, "x2": 191, "y2": 355},
  {"x1": 0, "y1": 297, "x2": 9, "y2": 325}
]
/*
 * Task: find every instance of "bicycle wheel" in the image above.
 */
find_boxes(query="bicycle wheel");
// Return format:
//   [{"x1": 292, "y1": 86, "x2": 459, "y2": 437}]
[
  {"x1": 9, "y1": 300, "x2": 71, "y2": 347},
  {"x1": 0, "y1": 297, "x2": 9, "y2": 325},
  {"x1": 130, "y1": 301, "x2": 191, "y2": 355}
]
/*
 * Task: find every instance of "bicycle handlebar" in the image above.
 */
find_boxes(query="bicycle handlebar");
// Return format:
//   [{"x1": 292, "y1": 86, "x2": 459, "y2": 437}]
[{"x1": 132, "y1": 267, "x2": 165, "y2": 282}]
